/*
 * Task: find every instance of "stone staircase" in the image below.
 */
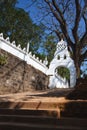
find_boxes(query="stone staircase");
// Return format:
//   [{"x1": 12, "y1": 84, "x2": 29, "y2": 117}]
[{"x1": 0, "y1": 107, "x2": 87, "y2": 130}]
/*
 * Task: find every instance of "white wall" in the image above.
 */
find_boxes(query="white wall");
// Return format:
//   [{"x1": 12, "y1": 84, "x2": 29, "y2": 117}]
[
  {"x1": 0, "y1": 33, "x2": 48, "y2": 74},
  {"x1": 47, "y1": 40, "x2": 76, "y2": 88},
  {"x1": 0, "y1": 33, "x2": 76, "y2": 88}
]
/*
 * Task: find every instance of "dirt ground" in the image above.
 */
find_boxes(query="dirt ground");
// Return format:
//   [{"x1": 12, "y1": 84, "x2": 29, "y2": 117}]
[
  {"x1": 0, "y1": 78, "x2": 87, "y2": 102},
  {"x1": 0, "y1": 88, "x2": 72, "y2": 102},
  {"x1": 66, "y1": 78, "x2": 87, "y2": 100}
]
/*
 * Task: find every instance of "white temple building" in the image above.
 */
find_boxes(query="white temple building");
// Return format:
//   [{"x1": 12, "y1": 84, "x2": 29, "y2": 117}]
[
  {"x1": 47, "y1": 39, "x2": 76, "y2": 88},
  {"x1": 0, "y1": 33, "x2": 76, "y2": 89}
]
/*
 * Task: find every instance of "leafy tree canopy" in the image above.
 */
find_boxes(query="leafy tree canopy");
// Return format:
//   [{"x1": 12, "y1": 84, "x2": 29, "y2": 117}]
[
  {"x1": 43, "y1": 35, "x2": 56, "y2": 63},
  {"x1": 0, "y1": 0, "x2": 44, "y2": 54}
]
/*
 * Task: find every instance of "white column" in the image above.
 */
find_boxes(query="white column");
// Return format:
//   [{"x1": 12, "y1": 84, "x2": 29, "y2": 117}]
[{"x1": 27, "y1": 42, "x2": 30, "y2": 53}]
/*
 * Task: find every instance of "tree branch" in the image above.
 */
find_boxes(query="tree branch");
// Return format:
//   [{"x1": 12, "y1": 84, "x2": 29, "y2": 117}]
[
  {"x1": 44, "y1": 0, "x2": 62, "y2": 23},
  {"x1": 44, "y1": 0, "x2": 74, "y2": 50},
  {"x1": 54, "y1": 30, "x2": 62, "y2": 40},
  {"x1": 83, "y1": 14, "x2": 87, "y2": 31},
  {"x1": 80, "y1": 50, "x2": 87, "y2": 64},
  {"x1": 79, "y1": 31, "x2": 87, "y2": 50},
  {"x1": 72, "y1": 0, "x2": 81, "y2": 43},
  {"x1": 52, "y1": 0, "x2": 65, "y2": 24}
]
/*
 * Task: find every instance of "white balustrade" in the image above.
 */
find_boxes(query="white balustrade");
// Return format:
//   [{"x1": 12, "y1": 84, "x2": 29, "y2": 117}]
[
  {"x1": 0, "y1": 33, "x2": 76, "y2": 88},
  {"x1": 0, "y1": 33, "x2": 48, "y2": 74}
]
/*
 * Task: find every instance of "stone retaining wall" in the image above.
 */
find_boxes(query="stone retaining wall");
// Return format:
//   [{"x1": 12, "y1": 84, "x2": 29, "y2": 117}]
[{"x1": 0, "y1": 50, "x2": 48, "y2": 94}]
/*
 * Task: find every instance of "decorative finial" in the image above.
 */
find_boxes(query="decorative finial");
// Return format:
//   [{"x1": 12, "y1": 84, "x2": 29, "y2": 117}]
[
  {"x1": 60, "y1": 34, "x2": 64, "y2": 41},
  {"x1": 26, "y1": 42, "x2": 30, "y2": 53},
  {"x1": 43, "y1": 56, "x2": 48, "y2": 66}
]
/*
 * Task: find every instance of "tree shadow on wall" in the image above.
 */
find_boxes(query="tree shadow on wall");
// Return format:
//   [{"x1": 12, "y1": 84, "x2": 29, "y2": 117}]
[
  {"x1": 31, "y1": 74, "x2": 48, "y2": 90},
  {"x1": 1, "y1": 60, "x2": 26, "y2": 93}
]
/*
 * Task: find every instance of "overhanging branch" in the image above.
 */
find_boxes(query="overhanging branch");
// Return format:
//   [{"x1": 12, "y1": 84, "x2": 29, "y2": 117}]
[
  {"x1": 54, "y1": 30, "x2": 62, "y2": 40},
  {"x1": 79, "y1": 31, "x2": 87, "y2": 50},
  {"x1": 44, "y1": 0, "x2": 74, "y2": 50},
  {"x1": 80, "y1": 50, "x2": 87, "y2": 64},
  {"x1": 72, "y1": 0, "x2": 81, "y2": 43},
  {"x1": 52, "y1": 0, "x2": 65, "y2": 24}
]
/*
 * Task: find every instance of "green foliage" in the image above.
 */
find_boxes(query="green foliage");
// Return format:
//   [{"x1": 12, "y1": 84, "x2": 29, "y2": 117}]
[
  {"x1": 57, "y1": 67, "x2": 70, "y2": 80},
  {"x1": 29, "y1": 0, "x2": 87, "y2": 77},
  {"x1": 35, "y1": 53, "x2": 45, "y2": 61},
  {"x1": 0, "y1": 54, "x2": 7, "y2": 65},
  {"x1": 0, "y1": 0, "x2": 44, "y2": 53},
  {"x1": 43, "y1": 35, "x2": 56, "y2": 63}
]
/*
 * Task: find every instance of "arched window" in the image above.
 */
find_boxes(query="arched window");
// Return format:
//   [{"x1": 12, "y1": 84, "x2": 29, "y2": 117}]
[
  {"x1": 57, "y1": 55, "x2": 60, "y2": 60},
  {"x1": 64, "y1": 55, "x2": 66, "y2": 59}
]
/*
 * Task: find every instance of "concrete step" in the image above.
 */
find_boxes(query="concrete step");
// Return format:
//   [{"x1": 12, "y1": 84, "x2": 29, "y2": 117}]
[
  {"x1": 0, "y1": 122, "x2": 86, "y2": 130},
  {"x1": 0, "y1": 108, "x2": 59, "y2": 118},
  {"x1": 0, "y1": 108, "x2": 87, "y2": 130},
  {"x1": 0, "y1": 100, "x2": 87, "y2": 118},
  {"x1": 0, "y1": 101, "x2": 60, "y2": 109},
  {"x1": 0, "y1": 115, "x2": 87, "y2": 128}
]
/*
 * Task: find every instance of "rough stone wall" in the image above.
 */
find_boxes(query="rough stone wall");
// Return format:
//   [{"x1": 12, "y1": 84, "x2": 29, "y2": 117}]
[{"x1": 0, "y1": 49, "x2": 48, "y2": 94}]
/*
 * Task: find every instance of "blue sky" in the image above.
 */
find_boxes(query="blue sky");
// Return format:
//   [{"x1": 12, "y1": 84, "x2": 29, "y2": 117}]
[
  {"x1": 16, "y1": 0, "x2": 87, "y2": 76},
  {"x1": 16, "y1": 0, "x2": 39, "y2": 24},
  {"x1": 16, "y1": 0, "x2": 28, "y2": 10}
]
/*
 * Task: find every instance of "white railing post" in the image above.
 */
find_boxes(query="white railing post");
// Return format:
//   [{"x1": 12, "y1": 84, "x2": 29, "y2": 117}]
[{"x1": 26, "y1": 42, "x2": 30, "y2": 53}]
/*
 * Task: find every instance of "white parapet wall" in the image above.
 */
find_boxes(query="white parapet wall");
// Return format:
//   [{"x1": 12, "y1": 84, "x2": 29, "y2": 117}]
[
  {"x1": 0, "y1": 33, "x2": 76, "y2": 88},
  {"x1": 0, "y1": 33, "x2": 48, "y2": 74}
]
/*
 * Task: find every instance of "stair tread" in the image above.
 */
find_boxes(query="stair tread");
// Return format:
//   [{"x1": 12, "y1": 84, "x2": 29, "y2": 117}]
[
  {"x1": 0, "y1": 114, "x2": 87, "y2": 121},
  {"x1": 0, "y1": 122, "x2": 86, "y2": 130},
  {"x1": 0, "y1": 108, "x2": 60, "y2": 119},
  {"x1": 0, "y1": 115, "x2": 87, "y2": 127},
  {"x1": 0, "y1": 108, "x2": 87, "y2": 130}
]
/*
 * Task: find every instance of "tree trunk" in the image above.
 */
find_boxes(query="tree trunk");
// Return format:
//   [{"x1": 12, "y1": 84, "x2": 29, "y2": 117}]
[
  {"x1": 75, "y1": 61, "x2": 80, "y2": 78},
  {"x1": 74, "y1": 46, "x2": 81, "y2": 79}
]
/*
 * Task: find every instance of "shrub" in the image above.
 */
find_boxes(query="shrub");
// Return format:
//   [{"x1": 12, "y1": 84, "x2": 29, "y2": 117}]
[{"x1": 0, "y1": 54, "x2": 7, "y2": 65}]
